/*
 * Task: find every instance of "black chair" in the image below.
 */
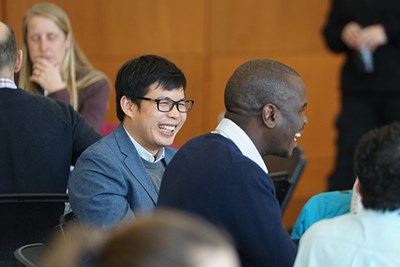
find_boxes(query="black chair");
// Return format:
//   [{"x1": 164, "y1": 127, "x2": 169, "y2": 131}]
[
  {"x1": 59, "y1": 211, "x2": 76, "y2": 238},
  {"x1": 264, "y1": 146, "x2": 307, "y2": 213},
  {"x1": 14, "y1": 244, "x2": 44, "y2": 267},
  {"x1": 0, "y1": 193, "x2": 68, "y2": 267}
]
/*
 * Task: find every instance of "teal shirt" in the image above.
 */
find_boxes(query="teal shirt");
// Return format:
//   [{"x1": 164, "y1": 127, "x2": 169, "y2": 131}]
[{"x1": 291, "y1": 190, "x2": 352, "y2": 239}]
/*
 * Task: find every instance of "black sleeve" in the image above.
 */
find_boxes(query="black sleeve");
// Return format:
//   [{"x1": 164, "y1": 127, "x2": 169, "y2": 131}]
[
  {"x1": 66, "y1": 104, "x2": 102, "y2": 165},
  {"x1": 322, "y1": 0, "x2": 349, "y2": 53}
]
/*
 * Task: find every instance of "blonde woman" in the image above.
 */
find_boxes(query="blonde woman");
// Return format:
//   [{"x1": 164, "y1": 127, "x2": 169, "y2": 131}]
[{"x1": 19, "y1": 3, "x2": 110, "y2": 133}]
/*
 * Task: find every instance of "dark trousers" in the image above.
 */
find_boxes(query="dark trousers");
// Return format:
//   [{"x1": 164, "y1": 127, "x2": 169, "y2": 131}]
[{"x1": 328, "y1": 93, "x2": 400, "y2": 191}]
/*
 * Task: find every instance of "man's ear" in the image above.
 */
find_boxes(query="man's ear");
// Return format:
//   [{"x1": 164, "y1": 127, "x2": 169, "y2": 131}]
[
  {"x1": 14, "y1": 49, "x2": 23, "y2": 73},
  {"x1": 120, "y1": 96, "x2": 136, "y2": 118},
  {"x1": 262, "y1": 103, "x2": 280, "y2": 128}
]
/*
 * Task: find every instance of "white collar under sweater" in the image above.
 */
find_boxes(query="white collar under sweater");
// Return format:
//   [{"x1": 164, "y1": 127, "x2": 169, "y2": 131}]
[
  {"x1": 213, "y1": 118, "x2": 268, "y2": 174},
  {"x1": 123, "y1": 126, "x2": 165, "y2": 163}
]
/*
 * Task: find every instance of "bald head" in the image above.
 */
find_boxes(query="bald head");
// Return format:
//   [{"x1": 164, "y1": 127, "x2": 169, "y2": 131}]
[
  {"x1": 224, "y1": 59, "x2": 307, "y2": 158},
  {"x1": 224, "y1": 59, "x2": 300, "y2": 120},
  {"x1": 0, "y1": 21, "x2": 18, "y2": 74}
]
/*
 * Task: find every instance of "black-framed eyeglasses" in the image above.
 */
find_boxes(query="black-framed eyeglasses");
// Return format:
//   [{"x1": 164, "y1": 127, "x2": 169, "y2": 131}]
[{"x1": 137, "y1": 97, "x2": 194, "y2": 113}]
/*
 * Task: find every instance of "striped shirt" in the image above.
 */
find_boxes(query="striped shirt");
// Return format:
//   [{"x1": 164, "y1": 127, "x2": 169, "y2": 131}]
[{"x1": 0, "y1": 78, "x2": 17, "y2": 89}]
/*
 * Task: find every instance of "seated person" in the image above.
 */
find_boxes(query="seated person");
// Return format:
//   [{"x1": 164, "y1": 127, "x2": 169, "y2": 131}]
[
  {"x1": 291, "y1": 190, "x2": 352, "y2": 239},
  {"x1": 291, "y1": 180, "x2": 364, "y2": 239},
  {"x1": 158, "y1": 59, "x2": 308, "y2": 267},
  {"x1": 40, "y1": 210, "x2": 240, "y2": 267},
  {"x1": 68, "y1": 55, "x2": 193, "y2": 228},
  {"x1": 0, "y1": 21, "x2": 101, "y2": 194},
  {"x1": 19, "y1": 3, "x2": 110, "y2": 132},
  {"x1": 294, "y1": 122, "x2": 400, "y2": 267}
]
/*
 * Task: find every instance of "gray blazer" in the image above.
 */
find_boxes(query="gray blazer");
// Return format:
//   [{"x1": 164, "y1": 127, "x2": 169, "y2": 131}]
[{"x1": 68, "y1": 124, "x2": 176, "y2": 228}]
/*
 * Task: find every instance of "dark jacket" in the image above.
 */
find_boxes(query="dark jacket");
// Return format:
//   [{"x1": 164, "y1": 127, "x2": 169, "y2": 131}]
[
  {"x1": 323, "y1": 0, "x2": 400, "y2": 94},
  {"x1": 0, "y1": 87, "x2": 101, "y2": 193}
]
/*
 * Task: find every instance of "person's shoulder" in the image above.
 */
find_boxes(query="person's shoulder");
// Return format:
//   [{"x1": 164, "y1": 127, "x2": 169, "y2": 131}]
[
  {"x1": 37, "y1": 93, "x2": 79, "y2": 120},
  {"x1": 77, "y1": 68, "x2": 110, "y2": 85},
  {"x1": 10, "y1": 89, "x2": 82, "y2": 129},
  {"x1": 182, "y1": 133, "x2": 250, "y2": 160},
  {"x1": 78, "y1": 75, "x2": 110, "y2": 100},
  {"x1": 165, "y1": 145, "x2": 177, "y2": 154},
  {"x1": 0, "y1": 87, "x2": 25, "y2": 98},
  {"x1": 304, "y1": 212, "x2": 354, "y2": 239},
  {"x1": 77, "y1": 136, "x2": 112, "y2": 162},
  {"x1": 183, "y1": 133, "x2": 263, "y2": 173},
  {"x1": 188, "y1": 132, "x2": 237, "y2": 148},
  {"x1": 174, "y1": 133, "x2": 238, "y2": 159},
  {"x1": 85, "y1": 76, "x2": 110, "y2": 88},
  {"x1": 93, "y1": 76, "x2": 109, "y2": 85},
  {"x1": 10, "y1": 87, "x2": 42, "y2": 99},
  {"x1": 308, "y1": 190, "x2": 352, "y2": 210},
  {"x1": 14, "y1": 88, "x2": 70, "y2": 110},
  {"x1": 81, "y1": 127, "x2": 126, "y2": 157},
  {"x1": 85, "y1": 132, "x2": 114, "y2": 151}
]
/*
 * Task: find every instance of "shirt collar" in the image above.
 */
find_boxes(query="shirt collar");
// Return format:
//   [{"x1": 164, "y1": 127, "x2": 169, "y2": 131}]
[
  {"x1": 213, "y1": 118, "x2": 268, "y2": 174},
  {"x1": 123, "y1": 126, "x2": 165, "y2": 163},
  {"x1": 0, "y1": 78, "x2": 17, "y2": 89}
]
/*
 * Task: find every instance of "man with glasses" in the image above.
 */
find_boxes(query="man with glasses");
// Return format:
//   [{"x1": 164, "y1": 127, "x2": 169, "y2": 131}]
[{"x1": 68, "y1": 55, "x2": 193, "y2": 228}]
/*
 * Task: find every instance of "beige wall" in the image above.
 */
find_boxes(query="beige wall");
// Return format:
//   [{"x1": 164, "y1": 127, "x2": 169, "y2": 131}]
[{"x1": 1, "y1": 0, "x2": 344, "y2": 222}]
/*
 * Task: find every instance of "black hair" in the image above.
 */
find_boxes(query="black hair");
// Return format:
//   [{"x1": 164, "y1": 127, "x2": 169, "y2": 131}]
[
  {"x1": 354, "y1": 121, "x2": 400, "y2": 211},
  {"x1": 114, "y1": 55, "x2": 186, "y2": 122},
  {"x1": 224, "y1": 59, "x2": 300, "y2": 123}
]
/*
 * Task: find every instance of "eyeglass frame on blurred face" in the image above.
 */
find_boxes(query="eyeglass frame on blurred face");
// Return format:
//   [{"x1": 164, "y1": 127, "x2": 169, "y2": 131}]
[{"x1": 137, "y1": 96, "x2": 194, "y2": 113}]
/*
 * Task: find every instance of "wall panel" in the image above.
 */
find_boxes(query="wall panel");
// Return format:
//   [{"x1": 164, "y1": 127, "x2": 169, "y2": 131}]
[
  {"x1": 2, "y1": 0, "x2": 344, "y2": 225},
  {"x1": 208, "y1": 0, "x2": 329, "y2": 53}
]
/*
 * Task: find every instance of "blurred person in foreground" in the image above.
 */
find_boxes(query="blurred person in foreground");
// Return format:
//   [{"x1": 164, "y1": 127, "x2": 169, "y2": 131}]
[{"x1": 40, "y1": 210, "x2": 240, "y2": 267}]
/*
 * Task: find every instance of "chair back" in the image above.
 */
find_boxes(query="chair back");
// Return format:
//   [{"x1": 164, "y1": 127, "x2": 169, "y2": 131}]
[
  {"x1": 59, "y1": 211, "x2": 77, "y2": 238},
  {"x1": 0, "y1": 193, "x2": 68, "y2": 266},
  {"x1": 264, "y1": 146, "x2": 307, "y2": 213}
]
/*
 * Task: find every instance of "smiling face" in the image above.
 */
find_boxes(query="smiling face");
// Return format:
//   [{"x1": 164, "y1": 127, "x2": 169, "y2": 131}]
[
  {"x1": 276, "y1": 75, "x2": 308, "y2": 157},
  {"x1": 123, "y1": 83, "x2": 187, "y2": 155},
  {"x1": 26, "y1": 15, "x2": 71, "y2": 67}
]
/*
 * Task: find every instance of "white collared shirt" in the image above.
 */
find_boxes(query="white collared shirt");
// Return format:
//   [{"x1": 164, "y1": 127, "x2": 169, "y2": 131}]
[
  {"x1": 294, "y1": 209, "x2": 400, "y2": 267},
  {"x1": 123, "y1": 126, "x2": 165, "y2": 163},
  {"x1": 213, "y1": 118, "x2": 268, "y2": 174}
]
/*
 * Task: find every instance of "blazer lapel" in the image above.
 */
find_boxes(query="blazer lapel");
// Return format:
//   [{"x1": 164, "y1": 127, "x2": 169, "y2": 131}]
[{"x1": 113, "y1": 125, "x2": 158, "y2": 204}]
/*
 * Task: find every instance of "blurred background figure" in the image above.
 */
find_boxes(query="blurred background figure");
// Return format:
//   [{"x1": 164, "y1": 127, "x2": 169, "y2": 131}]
[
  {"x1": 323, "y1": 0, "x2": 400, "y2": 191},
  {"x1": 18, "y1": 2, "x2": 110, "y2": 133},
  {"x1": 39, "y1": 210, "x2": 240, "y2": 267}
]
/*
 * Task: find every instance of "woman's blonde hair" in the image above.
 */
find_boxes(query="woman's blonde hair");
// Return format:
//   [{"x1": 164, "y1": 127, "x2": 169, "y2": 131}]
[{"x1": 19, "y1": 2, "x2": 106, "y2": 109}]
